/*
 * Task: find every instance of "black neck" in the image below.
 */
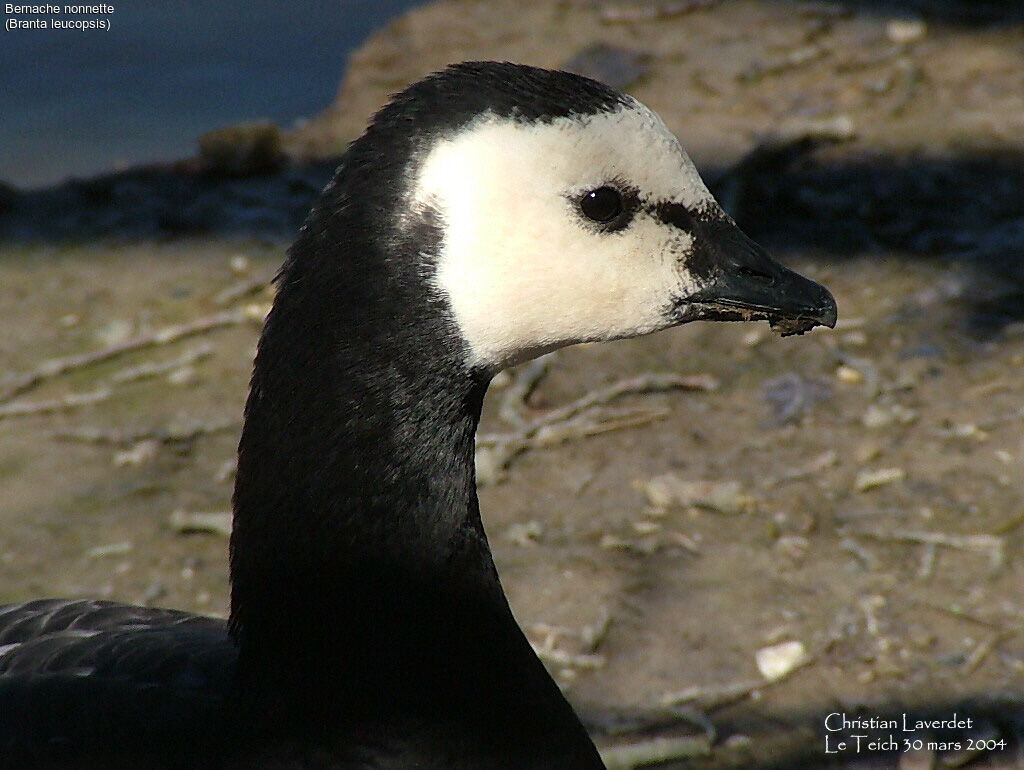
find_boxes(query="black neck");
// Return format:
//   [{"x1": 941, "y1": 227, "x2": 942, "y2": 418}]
[
  {"x1": 226, "y1": 178, "x2": 603, "y2": 766},
  {"x1": 229, "y1": 187, "x2": 499, "y2": 668}
]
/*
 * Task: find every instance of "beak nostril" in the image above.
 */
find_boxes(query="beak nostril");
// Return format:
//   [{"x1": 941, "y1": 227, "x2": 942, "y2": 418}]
[{"x1": 738, "y1": 265, "x2": 775, "y2": 284}]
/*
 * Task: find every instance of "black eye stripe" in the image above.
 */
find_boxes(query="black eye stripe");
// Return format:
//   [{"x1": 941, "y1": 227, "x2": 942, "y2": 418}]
[{"x1": 652, "y1": 201, "x2": 697, "y2": 231}]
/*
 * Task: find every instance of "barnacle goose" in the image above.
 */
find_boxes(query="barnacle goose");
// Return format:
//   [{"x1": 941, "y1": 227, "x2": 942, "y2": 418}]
[{"x1": 0, "y1": 61, "x2": 836, "y2": 769}]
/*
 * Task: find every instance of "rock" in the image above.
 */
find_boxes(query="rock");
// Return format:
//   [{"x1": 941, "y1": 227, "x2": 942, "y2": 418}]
[
  {"x1": 886, "y1": 18, "x2": 927, "y2": 45},
  {"x1": 505, "y1": 520, "x2": 544, "y2": 546},
  {"x1": 113, "y1": 439, "x2": 160, "y2": 467},
  {"x1": 640, "y1": 474, "x2": 755, "y2": 515},
  {"x1": 854, "y1": 467, "x2": 906, "y2": 492},
  {"x1": 562, "y1": 43, "x2": 650, "y2": 91},
  {"x1": 168, "y1": 510, "x2": 233, "y2": 537},
  {"x1": 198, "y1": 120, "x2": 284, "y2": 176},
  {"x1": 755, "y1": 640, "x2": 809, "y2": 681},
  {"x1": 229, "y1": 254, "x2": 251, "y2": 274},
  {"x1": 835, "y1": 364, "x2": 864, "y2": 384},
  {"x1": 761, "y1": 373, "x2": 833, "y2": 426}
]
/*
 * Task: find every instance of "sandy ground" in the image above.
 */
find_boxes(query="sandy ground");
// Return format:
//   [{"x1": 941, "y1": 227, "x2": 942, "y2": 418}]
[{"x1": 2, "y1": 1, "x2": 1024, "y2": 768}]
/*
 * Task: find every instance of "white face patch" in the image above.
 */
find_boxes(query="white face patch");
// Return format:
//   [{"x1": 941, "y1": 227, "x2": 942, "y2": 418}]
[{"x1": 414, "y1": 100, "x2": 721, "y2": 373}]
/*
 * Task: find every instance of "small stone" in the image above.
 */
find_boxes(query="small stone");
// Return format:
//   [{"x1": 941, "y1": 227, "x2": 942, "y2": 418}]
[
  {"x1": 229, "y1": 255, "x2": 250, "y2": 274},
  {"x1": 557, "y1": 667, "x2": 578, "y2": 684},
  {"x1": 167, "y1": 366, "x2": 198, "y2": 386},
  {"x1": 891, "y1": 405, "x2": 918, "y2": 424},
  {"x1": 563, "y1": 43, "x2": 650, "y2": 91},
  {"x1": 862, "y1": 404, "x2": 893, "y2": 429},
  {"x1": 113, "y1": 439, "x2": 160, "y2": 468},
  {"x1": 243, "y1": 303, "x2": 272, "y2": 323},
  {"x1": 168, "y1": 510, "x2": 233, "y2": 537},
  {"x1": 215, "y1": 459, "x2": 237, "y2": 483},
  {"x1": 886, "y1": 18, "x2": 926, "y2": 44},
  {"x1": 59, "y1": 314, "x2": 80, "y2": 328},
  {"x1": 755, "y1": 640, "x2": 809, "y2": 681},
  {"x1": 197, "y1": 120, "x2": 283, "y2": 176},
  {"x1": 723, "y1": 734, "x2": 752, "y2": 749},
  {"x1": 841, "y1": 330, "x2": 868, "y2": 347},
  {"x1": 949, "y1": 422, "x2": 987, "y2": 441},
  {"x1": 761, "y1": 373, "x2": 833, "y2": 425},
  {"x1": 855, "y1": 440, "x2": 882, "y2": 464},
  {"x1": 599, "y1": 533, "x2": 630, "y2": 551},
  {"x1": 474, "y1": 447, "x2": 507, "y2": 487},
  {"x1": 640, "y1": 474, "x2": 755, "y2": 515},
  {"x1": 94, "y1": 319, "x2": 134, "y2": 347},
  {"x1": 774, "y1": 535, "x2": 810, "y2": 561},
  {"x1": 490, "y1": 370, "x2": 513, "y2": 389},
  {"x1": 742, "y1": 328, "x2": 766, "y2": 347},
  {"x1": 505, "y1": 520, "x2": 543, "y2": 547},
  {"x1": 632, "y1": 520, "x2": 662, "y2": 535},
  {"x1": 86, "y1": 541, "x2": 133, "y2": 559},
  {"x1": 854, "y1": 467, "x2": 906, "y2": 492},
  {"x1": 835, "y1": 365, "x2": 863, "y2": 384}
]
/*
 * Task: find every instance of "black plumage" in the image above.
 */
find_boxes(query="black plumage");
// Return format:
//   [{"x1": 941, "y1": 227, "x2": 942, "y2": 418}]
[
  {"x1": 0, "y1": 61, "x2": 836, "y2": 768},
  {"x1": 0, "y1": 63, "x2": 622, "y2": 769}
]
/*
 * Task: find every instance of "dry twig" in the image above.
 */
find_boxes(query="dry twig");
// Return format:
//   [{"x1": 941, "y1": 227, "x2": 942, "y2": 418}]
[
  {"x1": 477, "y1": 373, "x2": 716, "y2": 484},
  {"x1": 168, "y1": 510, "x2": 233, "y2": 537},
  {"x1": 531, "y1": 645, "x2": 606, "y2": 671},
  {"x1": 214, "y1": 276, "x2": 270, "y2": 306},
  {"x1": 522, "y1": 373, "x2": 717, "y2": 429},
  {"x1": 498, "y1": 354, "x2": 554, "y2": 427},
  {"x1": 0, "y1": 308, "x2": 257, "y2": 403},
  {"x1": 599, "y1": 734, "x2": 712, "y2": 769},
  {"x1": 0, "y1": 388, "x2": 112, "y2": 420},
  {"x1": 600, "y1": 0, "x2": 718, "y2": 24},
  {"x1": 853, "y1": 527, "x2": 1004, "y2": 571},
  {"x1": 52, "y1": 417, "x2": 237, "y2": 447},
  {"x1": 659, "y1": 678, "x2": 765, "y2": 710},
  {"x1": 109, "y1": 344, "x2": 214, "y2": 384}
]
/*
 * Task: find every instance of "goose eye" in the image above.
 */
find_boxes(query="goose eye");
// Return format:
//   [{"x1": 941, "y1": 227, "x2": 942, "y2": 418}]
[{"x1": 580, "y1": 186, "x2": 624, "y2": 223}]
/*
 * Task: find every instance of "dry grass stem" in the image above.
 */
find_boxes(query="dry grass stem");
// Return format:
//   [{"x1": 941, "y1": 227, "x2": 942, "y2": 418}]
[
  {"x1": 659, "y1": 678, "x2": 765, "y2": 710},
  {"x1": 531, "y1": 645, "x2": 606, "y2": 671},
  {"x1": 525, "y1": 373, "x2": 717, "y2": 429},
  {"x1": 109, "y1": 344, "x2": 214, "y2": 384},
  {"x1": 598, "y1": 734, "x2": 712, "y2": 769},
  {"x1": 168, "y1": 510, "x2": 233, "y2": 537},
  {"x1": 52, "y1": 418, "x2": 237, "y2": 447},
  {"x1": 853, "y1": 527, "x2": 1004, "y2": 570},
  {"x1": 214, "y1": 276, "x2": 270, "y2": 306},
  {"x1": 0, "y1": 308, "x2": 256, "y2": 403},
  {"x1": 478, "y1": 372, "x2": 713, "y2": 484},
  {"x1": 498, "y1": 354, "x2": 554, "y2": 427},
  {"x1": 0, "y1": 388, "x2": 112, "y2": 420},
  {"x1": 962, "y1": 633, "x2": 1006, "y2": 675},
  {"x1": 599, "y1": 0, "x2": 718, "y2": 24}
]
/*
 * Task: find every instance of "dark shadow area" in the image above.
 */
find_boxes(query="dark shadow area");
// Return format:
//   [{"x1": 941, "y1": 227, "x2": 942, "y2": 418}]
[
  {"x1": 773, "y1": 0, "x2": 1024, "y2": 26},
  {"x1": 8, "y1": 145, "x2": 1021, "y2": 337},
  {"x1": 0, "y1": 159, "x2": 342, "y2": 243},
  {"x1": 705, "y1": 145, "x2": 1024, "y2": 338}
]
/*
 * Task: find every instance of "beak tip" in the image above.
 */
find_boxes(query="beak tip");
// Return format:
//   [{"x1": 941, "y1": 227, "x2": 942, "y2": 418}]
[
  {"x1": 817, "y1": 291, "x2": 839, "y2": 329},
  {"x1": 768, "y1": 286, "x2": 838, "y2": 336}
]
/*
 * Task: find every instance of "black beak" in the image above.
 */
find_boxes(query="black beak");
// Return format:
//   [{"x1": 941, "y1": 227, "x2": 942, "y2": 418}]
[{"x1": 676, "y1": 216, "x2": 837, "y2": 335}]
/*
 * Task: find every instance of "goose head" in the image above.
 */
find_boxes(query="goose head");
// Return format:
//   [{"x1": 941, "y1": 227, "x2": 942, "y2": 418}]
[{"x1": 377, "y1": 62, "x2": 839, "y2": 374}]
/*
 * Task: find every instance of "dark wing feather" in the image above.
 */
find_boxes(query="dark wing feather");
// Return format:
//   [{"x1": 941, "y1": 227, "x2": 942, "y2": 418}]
[{"x1": 0, "y1": 599, "x2": 238, "y2": 769}]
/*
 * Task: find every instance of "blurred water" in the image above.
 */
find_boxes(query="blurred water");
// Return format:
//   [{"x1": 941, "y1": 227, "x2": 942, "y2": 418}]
[{"x1": 0, "y1": 1, "x2": 421, "y2": 189}]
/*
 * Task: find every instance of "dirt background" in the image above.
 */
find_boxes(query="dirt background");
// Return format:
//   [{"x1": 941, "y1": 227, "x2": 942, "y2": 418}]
[{"x1": 2, "y1": 1, "x2": 1024, "y2": 768}]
